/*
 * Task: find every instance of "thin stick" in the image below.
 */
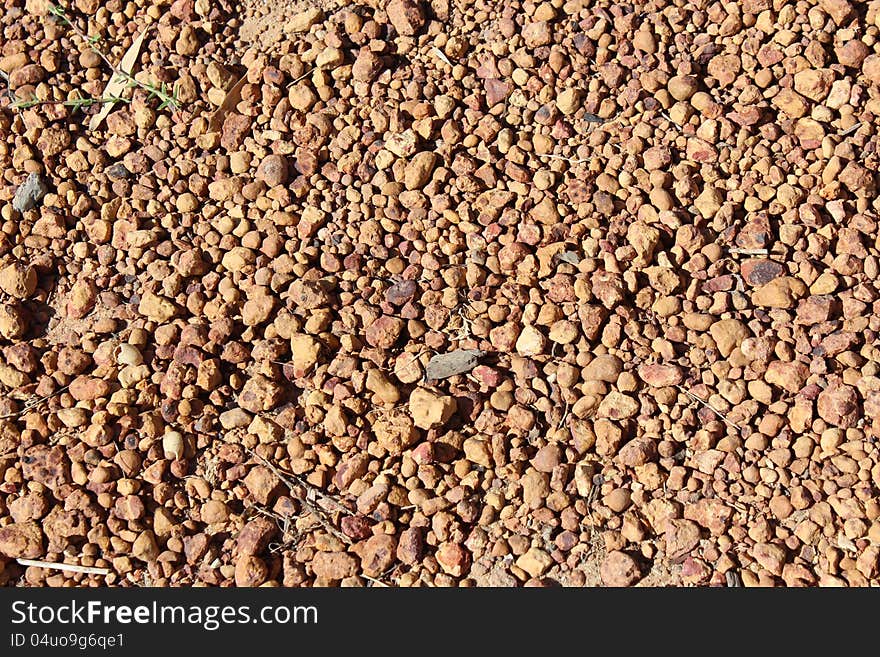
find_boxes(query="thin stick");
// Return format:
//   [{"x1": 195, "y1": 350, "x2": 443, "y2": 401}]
[
  {"x1": 838, "y1": 122, "x2": 862, "y2": 137},
  {"x1": 246, "y1": 448, "x2": 351, "y2": 544},
  {"x1": 535, "y1": 153, "x2": 591, "y2": 164},
  {"x1": 660, "y1": 112, "x2": 682, "y2": 131},
  {"x1": 287, "y1": 67, "x2": 317, "y2": 88},
  {"x1": 362, "y1": 574, "x2": 390, "y2": 587},
  {"x1": 16, "y1": 559, "x2": 109, "y2": 576},
  {"x1": 727, "y1": 247, "x2": 769, "y2": 256},
  {"x1": 0, "y1": 385, "x2": 71, "y2": 420},
  {"x1": 676, "y1": 385, "x2": 741, "y2": 431}
]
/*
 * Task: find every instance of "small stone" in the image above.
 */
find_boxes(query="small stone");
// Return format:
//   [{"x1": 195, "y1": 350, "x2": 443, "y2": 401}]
[
  {"x1": 132, "y1": 530, "x2": 160, "y2": 562},
  {"x1": 836, "y1": 40, "x2": 870, "y2": 68},
  {"x1": 138, "y1": 292, "x2": 178, "y2": 323},
  {"x1": 352, "y1": 48, "x2": 383, "y2": 82},
  {"x1": 386, "y1": 0, "x2": 426, "y2": 36},
  {"x1": 65, "y1": 279, "x2": 97, "y2": 319},
  {"x1": 404, "y1": 151, "x2": 438, "y2": 190},
  {"x1": 583, "y1": 355, "x2": 623, "y2": 382},
  {"x1": 360, "y1": 534, "x2": 397, "y2": 577},
  {"x1": 683, "y1": 499, "x2": 732, "y2": 535},
  {"x1": 315, "y1": 47, "x2": 344, "y2": 70},
  {"x1": 605, "y1": 488, "x2": 631, "y2": 512},
  {"x1": 618, "y1": 438, "x2": 657, "y2": 466},
  {"x1": 290, "y1": 334, "x2": 322, "y2": 376},
  {"x1": 796, "y1": 295, "x2": 834, "y2": 325},
  {"x1": 397, "y1": 528, "x2": 424, "y2": 565},
  {"x1": 862, "y1": 55, "x2": 880, "y2": 86},
  {"x1": 633, "y1": 29, "x2": 657, "y2": 53},
  {"x1": 707, "y1": 53, "x2": 740, "y2": 87},
  {"x1": 522, "y1": 21, "x2": 552, "y2": 48},
  {"x1": 409, "y1": 388, "x2": 456, "y2": 430},
  {"x1": 668, "y1": 75, "x2": 698, "y2": 100},
  {"x1": 220, "y1": 113, "x2": 251, "y2": 151},
  {"x1": 751, "y1": 276, "x2": 807, "y2": 308},
  {"x1": 839, "y1": 161, "x2": 876, "y2": 194},
  {"x1": 532, "y1": 445, "x2": 561, "y2": 473},
  {"x1": 521, "y1": 468, "x2": 550, "y2": 510},
  {"x1": 463, "y1": 438, "x2": 493, "y2": 468},
  {"x1": 0, "y1": 262, "x2": 37, "y2": 299},
  {"x1": 741, "y1": 258, "x2": 785, "y2": 287},
  {"x1": 374, "y1": 413, "x2": 419, "y2": 455},
  {"x1": 436, "y1": 542, "x2": 470, "y2": 577},
  {"x1": 0, "y1": 520, "x2": 44, "y2": 558},
  {"x1": 764, "y1": 361, "x2": 809, "y2": 394},
  {"x1": 819, "y1": 0, "x2": 853, "y2": 24},
  {"x1": 751, "y1": 542, "x2": 786, "y2": 576},
  {"x1": 548, "y1": 320, "x2": 578, "y2": 344},
  {"x1": 627, "y1": 222, "x2": 660, "y2": 267},
  {"x1": 600, "y1": 551, "x2": 641, "y2": 586},
  {"x1": 598, "y1": 391, "x2": 639, "y2": 419},
  {"x1": 238, "y1": 375, "x2": 283, "y2": 413},
  {"x1": 793, "y1": 69, "x2": 834, "y2": 102},
  {"x1": 312, "y1": 552, "x2": 358, "y2": 580},
  {"x1": 515, "y1": 325, "x2": 547, "y2": 356},
  {"x1": 21, "y1": 444, "x2": 69, "y2": 491},
  {"x1": 365, "y1": 368, "x2": 399, "y2": 404},
  {"x1": 256, "y1": 154, "x2": 288, "y2": 187},
  {"x1": 516, "y1": 547, "x2": 554, "y2": 578},
  {"x1": 772, "y1": 88, "x2": 810, "y2": 118},
  {"x1": 556, "y1": 88, "x2": 583, "y2": 115},
  {"x1": 637, "y1": 363, "x2": 683, "y2": 387},
  {"x1": 709, "y1": 319, "x2": 751, "y2": 357},
  {"x1": 694, "y1": 186, "x2": 723, "y2": 218},
  {"x1": 234, "y1": 555, "x2": 268, "y2": 586},
  {"x1": 665, "y1": 519, "x2": 702, "y2": 561},
  {"x1": 817, "y1": 380, "x2": 860, "y2": 428},
  {"x1": 242, "y1": 293, "x2": 276, "y2": 327},
  {"x1": 9, "y1": 63, "x2": 46, "y2": 88},
  {"x1": 289, "y1": 7, "x2": 323, "y2": 32},
  {"x1": 12, "y1": 173, "x2": 48, "y2": 213},
  {"x1": 243, "y1": 465, "x2": 280, "y2": 505},
  {"x1": 0, "y1": 304, "x2": 27, "y2": 339},
  {"x1": 485, "y1": 78, "x2": 512, "y2": 106},
  {"x1": 69, "y1": 376, "x2": 111, "y2": 401},
  {"x1": 365, "y1": 315, "x2": 405, "y2": 349}
]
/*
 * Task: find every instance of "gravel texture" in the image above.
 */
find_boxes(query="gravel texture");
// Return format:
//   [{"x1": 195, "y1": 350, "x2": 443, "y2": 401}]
[{"x1": 1, "y1": 0, "x2": 880, "y2": 588}]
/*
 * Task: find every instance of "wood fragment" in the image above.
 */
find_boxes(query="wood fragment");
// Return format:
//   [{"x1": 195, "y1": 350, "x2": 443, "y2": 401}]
[
  {"x1": 16, "y1": 558, "x2": 110, "y2": 576},
  {"x1": 0, "y1": 385, "x2": 71, "y2": 420},
  {"x1": 676, "y1": 385, "x2": 742, "y2": 431},
  {"x1": 535, "y1": 153, "x2": 591, "y2": 164},
  {"x1": 425, "y1": 349, "x2": 485, "y2": 380},
  {"x1": 246, "y1": 448, "x2": 351, "y2": 544},
  {"x1": 727, "y1": 247, "x2": 769, "y2": 256},
  {"x1": 362, "y1": 574, "x2": 390, "y2": 587}
]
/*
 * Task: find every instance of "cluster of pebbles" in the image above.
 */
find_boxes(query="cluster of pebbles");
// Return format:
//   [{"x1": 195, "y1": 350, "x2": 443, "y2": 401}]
[{"x1": 1, "y1": 0, "x2": 880, "y2": 587}]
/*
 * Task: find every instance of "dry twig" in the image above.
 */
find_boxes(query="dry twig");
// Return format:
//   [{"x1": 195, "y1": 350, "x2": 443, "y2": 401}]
[
  {"x1": 246, "y1": 448, "x2": 351, "y2": 545},
  {"x1": 16, "y1": 559, "x2": 110, "y2": 576}
]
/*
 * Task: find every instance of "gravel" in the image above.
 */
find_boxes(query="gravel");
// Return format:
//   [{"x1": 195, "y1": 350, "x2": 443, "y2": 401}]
[{"x1": 1, "y1": 0, "x2": 880, "y2": 589}]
